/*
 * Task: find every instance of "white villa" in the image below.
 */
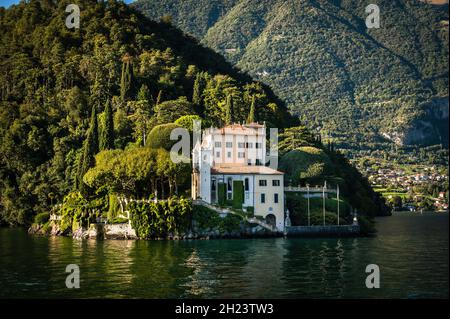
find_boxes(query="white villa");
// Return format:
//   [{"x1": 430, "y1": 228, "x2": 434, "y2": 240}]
[{"x1": 192, "y1": 122, "x2": 285, "y2": 232}]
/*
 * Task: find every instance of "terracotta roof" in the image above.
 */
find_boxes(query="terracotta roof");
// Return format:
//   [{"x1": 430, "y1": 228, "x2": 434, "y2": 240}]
[
  {"x1": 211, "y1": 165, "x2": 283, "y2": 175},
  {"x1": 223, "y1": 122, "x2": 264, "y2": 129},
  {"x1": 206, "y1": 123, "x2": 265, "y2": 136}
]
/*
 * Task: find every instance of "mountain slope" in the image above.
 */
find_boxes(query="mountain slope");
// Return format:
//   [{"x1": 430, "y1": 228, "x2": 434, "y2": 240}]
[{"x1": 134, "y1": 0, "x2": 449, "y2": 150}]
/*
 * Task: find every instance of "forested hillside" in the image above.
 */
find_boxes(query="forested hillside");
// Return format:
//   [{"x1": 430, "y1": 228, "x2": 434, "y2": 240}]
[
  {"x1": 134, "y1": 0, "x2": 449, "y2": 151},
  {"x1": 0, "y1": 0, "x2": 388, "y2": 227}
]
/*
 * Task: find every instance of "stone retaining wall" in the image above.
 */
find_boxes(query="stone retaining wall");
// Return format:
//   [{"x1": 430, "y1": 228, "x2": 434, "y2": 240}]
[{"x1": 72, "y1": 223, "x2": 137, "y2": 240}]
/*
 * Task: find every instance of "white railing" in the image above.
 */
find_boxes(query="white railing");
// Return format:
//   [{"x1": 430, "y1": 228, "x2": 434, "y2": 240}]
[{"x1": 284, "y1": 186, "x2": 337, "y2": 193}]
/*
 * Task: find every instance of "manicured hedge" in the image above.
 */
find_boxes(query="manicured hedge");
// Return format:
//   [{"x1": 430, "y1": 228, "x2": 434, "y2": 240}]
[
  {"x1": 218, "y1": 183, "x2": 226, "y2": 206},
  {"x1": 232, "y1": 180, "x2": 244, "y2": 209}
]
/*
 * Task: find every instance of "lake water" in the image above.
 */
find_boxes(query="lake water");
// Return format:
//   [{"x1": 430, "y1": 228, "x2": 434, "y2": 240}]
[{"x1": 0, "y1": 212, "x2": 448, "y2": 298}]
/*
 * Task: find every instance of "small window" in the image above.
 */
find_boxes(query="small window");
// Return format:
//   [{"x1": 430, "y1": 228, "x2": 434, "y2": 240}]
[
  {"x1": 255, "y1": 142, "x2": 262, "y2": 149},
  {"x1": 259, "y1": 180, "x2": 267, "y2": 186},
  {"x1": 272, "y1": 180, "x2": 280, "y2": 186},
  {"x1": 215, "y1": 141, "x2": 221, "y2": 147},
  {"x1": 216, "y1": 152, "x2": 220, "y2": 158},
  {"x1": 238, "y1": 152, "x2": 245, "y2": 158},
  {"x1": 238, "y1": 142, "x2": 245, "y2": 148},
  {"x1": 274, "y1": 193, "x2": 279, "y2": 203},
  {"x1": 246, "y1": 142, "x2": 253, "y2": 148},
  {"x1": 227, "y1": 152, "x2": 231, "y2": 158},
  {"x1": 226, "y1": 142, "x2": 233, "y2": 148},
  {"x1": 245, "y1": 178, "x2": 249, "y2": 191},
  {"x1": 261, "y1": 193, "x2": 266, "y2": 203}
]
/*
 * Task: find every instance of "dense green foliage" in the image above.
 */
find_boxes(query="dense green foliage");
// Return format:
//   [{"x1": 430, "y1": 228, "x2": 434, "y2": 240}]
[
  {"x1": 57, "y1": 191, "x2": 104, "y2": 233},
  {"x1": 129, "y1": 197, "x2": 191, "y2": 238},
  {"x1": 0, "y1": 0, "x2": 295, "y2": 226},
  {"x1": 232, "y1": 180, "x2": 244, "y2": 209},
  {"x1": 147, "y1": 123, "x2": 182, "y2": 150},
  {"x1": 286, "y1": 192, "x2": 351, "y2": 225},
  {"x1": 107, "y1": 193, "x2": 120, "y2": 221},
  {"x1": 192, "y1": 205, "x2": 221, "y2": 229},
  {"x1": 309, "y1": 212, "x2": 338, "y2": 226},
  {"x1": 174, "y1": 114, "x2": 204, "y2": 132},
  {"x1": 100, "y1": 100, "x2": 115, "y2": 151},
  {"x1": 135, "y1": 0, "x2": 449, "y2": 152},
  {"x1": 77, "y1": 106, "x2": 99, "y2": 195},
  {"x1": 278, "y1": 127, "x2": 389, "y2": 217},
  {"x1": 83, "y1": 147, "x2": 190, "y2": 198},
  {"x1": 217, "y1": 183, "x2": 226, "y2": 206},
  {"x1": 34, "y1": 212, "x2": 50, "y2": 224},
  {"x1": 192, "y1": 204, "x2": 241, "y2": 233},
  {"x1": 286, "y1": 191, "x2": 376, "y2": 234},
  {"x1": 280, "y1": 147, "x2": 334, "y2": 185}
]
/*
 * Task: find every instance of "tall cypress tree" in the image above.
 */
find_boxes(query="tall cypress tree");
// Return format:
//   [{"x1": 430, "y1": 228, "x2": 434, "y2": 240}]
[
  {"x1": 137, "y1": 84, "x2": 149, "y2": 101},
  {"x1": 77, "y1": 106, "x2": 99, "y2": 194},
  {"x1": 78, "y1": 127, "x2": 95, "y2": 195},
  {"x1": 90, "y1": 105, "x2": 99, "y2": 154},
  {"x1": 225, "y1": 94, "x2": 233, "y2": 125},
  {"x1": 133, "y1": 85, "x2": 153, "y2": 146},
  {"x1": 100, "y1": 100, "x2": 114, "y2": 151},
  {"x1": 192, "y1": 72, "x2": 204, "y2": 105},
  {"x1": 120, "y1": 57, "x2": 133, "y2": 102},
  {"x1": 192, "y1": 73, "x2": 200, "y2": 104},
  {"x1": 247, "y1": 95, "x2": 256, "y2": 123},
  {"x1": 137, "y1": 84, "x2": 154, "y2": 114}
]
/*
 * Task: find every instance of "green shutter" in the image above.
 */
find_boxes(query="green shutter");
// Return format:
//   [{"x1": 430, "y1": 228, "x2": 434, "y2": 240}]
[
  {"x1": 218, "y1": 183, "x2": 226, "y2": 206},
  {"x1": 232, "y1": 180, "x2": 244, "y2": 209}
]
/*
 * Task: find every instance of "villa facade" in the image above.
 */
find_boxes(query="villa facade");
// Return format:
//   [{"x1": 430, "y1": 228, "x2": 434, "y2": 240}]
[{"x1": 192, "y1": 123, "x2": 285, "y2": 231}]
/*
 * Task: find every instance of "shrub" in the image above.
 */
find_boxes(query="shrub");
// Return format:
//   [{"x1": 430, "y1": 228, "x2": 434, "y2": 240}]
[
  {"x1": 147, "y1": 123, "x2": 182, "y2": 151},
  {"x1": 57, "y1": 191, "x2": 103, "y2": 233},
  {"x1": 175, "y1": 115, "x2": 204, "y2": 132},
  {"x1": 192, "y1": 205, "x2": 221, "y2": 229},
  {"x1": 107, "y1": 194, "x2": 120, "y2": 221},
  {"x1": 286, "y1": 193, "x2": 351, "y2": 226},
  {"x1": 34, "y1": 212, "x2": 50, "y2": 224},
  {"x1": 232, "y1": 180, "x2": 244, "y2": 209},
  {"x1": 219, "y1": 214, "x2": 242, "y2": 233},
  {"x1": 245, "y1": 206, "x2": 254, "y2": 217},
  {"x1": 309, "y1": 212, "x2": 338, "y2": 226}
]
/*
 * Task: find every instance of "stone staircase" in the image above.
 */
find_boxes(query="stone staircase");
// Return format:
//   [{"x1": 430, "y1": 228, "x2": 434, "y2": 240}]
[{"x1": 193, "y1": 200, "x2": 278, "y2": 233}]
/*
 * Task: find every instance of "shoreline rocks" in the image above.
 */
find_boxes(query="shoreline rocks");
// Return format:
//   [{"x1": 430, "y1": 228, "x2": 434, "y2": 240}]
[
  {"x1": 28, "y1": 221, "x2": 280, "y2": 240},
  {"x1": 27, "y1": 220, "x2": 66, "y2": 236},
  {"x1": 72, "y1": 223, "x2": 138, "y2": 240}
]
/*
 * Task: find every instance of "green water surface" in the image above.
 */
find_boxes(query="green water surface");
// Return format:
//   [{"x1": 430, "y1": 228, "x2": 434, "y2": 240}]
[{"x1": 0, "y1": 212, "x2": 448, "y2": 298}]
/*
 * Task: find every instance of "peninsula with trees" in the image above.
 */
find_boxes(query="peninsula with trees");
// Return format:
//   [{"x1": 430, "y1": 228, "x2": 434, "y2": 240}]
[{"x1": 0, "y1": 0, "x2": 388, "y2": 240}]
